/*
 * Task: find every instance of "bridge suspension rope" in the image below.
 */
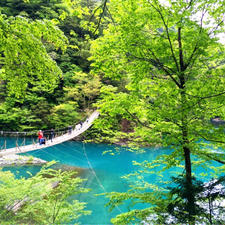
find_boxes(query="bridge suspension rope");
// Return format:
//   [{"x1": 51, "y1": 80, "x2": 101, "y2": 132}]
[
  {"x1": 82, "y1": 142, "x2": 123, "y2": 214},
  {"x1": 0, "y1": 127, "x2": 73, "y2": 137}
]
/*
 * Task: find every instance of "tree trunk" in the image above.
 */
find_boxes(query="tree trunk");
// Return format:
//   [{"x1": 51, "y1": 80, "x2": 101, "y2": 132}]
[
  {"x1": 178, "y1": 24, "x2": 195, "y2": 219},
  {"x1": 180, "y1": 85, "x2": 195, "y2": 224}
]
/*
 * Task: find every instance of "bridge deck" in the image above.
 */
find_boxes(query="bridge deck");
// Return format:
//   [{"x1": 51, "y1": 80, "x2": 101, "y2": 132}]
[{"x1": 0, "y1": 111, "x2": 99, "y2": 156}]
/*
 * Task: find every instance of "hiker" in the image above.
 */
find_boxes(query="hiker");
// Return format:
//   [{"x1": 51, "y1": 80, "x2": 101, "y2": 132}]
[
  {"x1": 37, "y1": 130, "x2": 43, "y2": 144},
  {"x1": 68, "y1": 125, "x2": 72, "y2": 134},
  {"x1": 50, "y1": 128, "x2": 55, "y2": 142},
  {"x1": 40, "y1": 137, "x2": 46, "y2": 145},
  {"x1": 75, "y1": 124, "x2": 80, "y2": 130}
]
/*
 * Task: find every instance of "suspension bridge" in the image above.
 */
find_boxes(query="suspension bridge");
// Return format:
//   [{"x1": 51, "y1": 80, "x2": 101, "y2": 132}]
[{"x1": 0, "y1": 111, "x2": 99, "y2": 157}]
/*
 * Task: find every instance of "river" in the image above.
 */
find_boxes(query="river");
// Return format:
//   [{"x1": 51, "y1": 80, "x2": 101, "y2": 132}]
[{"x1": 0, "y1": 138, "x2": 221, "y2": 224}]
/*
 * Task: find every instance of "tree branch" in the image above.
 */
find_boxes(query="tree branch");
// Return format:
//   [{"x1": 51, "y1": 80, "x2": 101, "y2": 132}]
[
  {"x1": 185, "y1": 91, "x2": 225, "y2": 100},
  {"x1": 105, "y1": 5, "x2": 115, "y2": 25},
  {"x1": 185, "y1": 0, "x2": 195, "y2": 10},
  {"x1": 128, "y1": 52, "x2": 181, "y2": 88},
  {"x1": 208, "y1": 19, "x2": 225, "y2": 36},
  {"x1": 200, "y1": 153, "x2": 225, "y2": 164},
  {"x1": 178, "y1": 27, "x2": 185, "y2": 71},
  {"x1": 147, "y1": 48, "x2": 176, "y2": 74},
  {"x1": 89, "y1": 0, "x2": 108, "y2": 35},
  {"x1": 196, "y1": 132, "x2": 225, "y2": 144},
  {"x1": 124, "y1": 108, "x2": 152, "y2": 129},
  {"x1": 148, "y1": 0, "x2": 180, "y2": 72},
  {"x1": 185, "y1": 5, "x2": 206, "y2": 70}
]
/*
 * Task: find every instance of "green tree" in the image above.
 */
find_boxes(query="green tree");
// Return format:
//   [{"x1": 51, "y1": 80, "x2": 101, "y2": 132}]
[
  {"x1": 49, "y1": 102, "x2": 79, "y2": 128},
  {"x1": 0, "y1": 11, "x2": 69, "y2": 131},
  {"x1": 90, "y1": 0, "x2": 225, "y2": 223},
  {"x1": 64, "y1": 71, "x2": 101, "y2": 109},
  {"x1": 0, "y1": 164, "x2": 90, "y2": 224},
  {"x1": 0, "y1": 13, "x2": 67, "y2": 97},
  {"x1": 0, "y1": 0, "x2": 67, "y2": 19}
]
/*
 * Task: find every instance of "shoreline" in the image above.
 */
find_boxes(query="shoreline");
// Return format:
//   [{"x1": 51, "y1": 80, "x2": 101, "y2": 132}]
[
  {"x1": 0, "y1": 154, "x2": 87, "y2": 178},
  {"x1": 0, "y1": 154, "x2": 47, "y2": 167}
]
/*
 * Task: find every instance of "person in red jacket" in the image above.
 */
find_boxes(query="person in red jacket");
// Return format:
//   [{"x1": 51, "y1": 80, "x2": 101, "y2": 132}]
[{"x1": 38, "y1": 130, "x2": 43, "y2": 144}]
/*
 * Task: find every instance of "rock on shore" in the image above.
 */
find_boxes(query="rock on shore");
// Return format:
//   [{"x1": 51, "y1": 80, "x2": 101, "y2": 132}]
[{"x1": 0, "y1": 154, "x2": 47, "y2": 167}]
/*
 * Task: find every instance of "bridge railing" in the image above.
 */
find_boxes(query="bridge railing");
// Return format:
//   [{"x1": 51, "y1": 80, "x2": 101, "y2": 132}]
[{"x1": 0, "y1": 110, "x2": 99, "y2": 152}]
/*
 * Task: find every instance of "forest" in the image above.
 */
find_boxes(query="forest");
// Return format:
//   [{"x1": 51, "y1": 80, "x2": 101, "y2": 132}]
[
  {"x1": 0, "y1": 0, "x2": 225, "y2": 224},
  {"x1": 0, "y1": 0, "x2": 102, "y2": 132}
]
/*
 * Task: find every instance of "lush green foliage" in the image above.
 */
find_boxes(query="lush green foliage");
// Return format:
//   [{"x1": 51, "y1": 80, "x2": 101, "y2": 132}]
[
  {"x1": 0, "y1": 13, "x2": 67, "y2": 97},
  {"x1": 0, "y1": 0, "x2": 67, "y2": 19},
  {"x1": 0, "y1": 163, "x2": 90, "y2": 224},
  {"x1": 0, "y1": 0, "x2": 103, "y2": 131},
  {"x1": 0, "y1": 0, "x2": 225, "y2": 223},
  {"x1": 0, "y1": 1, "x2": 104, "y2": 224},
  {"x1": 90, "y1": 0, "x2": 225, "y2": 223}
]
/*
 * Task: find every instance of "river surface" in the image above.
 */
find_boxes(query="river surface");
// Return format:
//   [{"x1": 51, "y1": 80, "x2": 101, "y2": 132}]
[{"x1": 0, "y1": 138, "x2": 221, "y2": 224}]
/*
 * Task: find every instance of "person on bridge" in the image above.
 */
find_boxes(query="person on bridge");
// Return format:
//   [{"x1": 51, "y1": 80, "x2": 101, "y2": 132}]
[
  {"x1": 38, "y1": 130, "x2": 43, "y2": 144},
  {"x1": 68, "y1": 125, "x2": 72, "y2": 134},
  {"x1": 75, "y1": 124, "x2": 80, "y2": 130},
  {"x1": 40, "y1": 137, "x2": 46, "y2": 145},
  {"x1": 50, "y1": 128, "x2": 55, "y2": 142}
]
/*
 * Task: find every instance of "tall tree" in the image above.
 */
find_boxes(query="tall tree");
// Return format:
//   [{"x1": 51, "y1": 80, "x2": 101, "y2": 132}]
[{"x1": 90, "y1": 0, "x2": 225, "y2": 223}]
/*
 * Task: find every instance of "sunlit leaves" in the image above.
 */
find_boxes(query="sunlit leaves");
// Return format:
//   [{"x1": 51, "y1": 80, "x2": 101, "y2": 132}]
[
  {"x1": 90, "y1": 0, "x2": 225, "y2": 223},
  {"x1": 49, "y1": 102, "x2": 79, "y2": 128},
  {"x1": 0, "y1": 165, "x2": 90, "y2": 224},
  {"x1": 0, "y1": 13, "x2": 67, "y2": 97}
]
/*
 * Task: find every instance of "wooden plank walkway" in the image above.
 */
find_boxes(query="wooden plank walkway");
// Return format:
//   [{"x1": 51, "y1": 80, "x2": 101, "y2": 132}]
[{"x1": 0, "y1": 111, "x2": 99, "y2": 157}]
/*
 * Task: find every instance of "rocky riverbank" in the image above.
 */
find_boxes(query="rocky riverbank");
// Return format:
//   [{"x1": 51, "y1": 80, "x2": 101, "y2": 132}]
[
  {"x1": 0, "y1": 154, "x2": 47, "y2": 167},
  {"x1": 0, "y1": 155, "x2": 87, "y2": 178}
]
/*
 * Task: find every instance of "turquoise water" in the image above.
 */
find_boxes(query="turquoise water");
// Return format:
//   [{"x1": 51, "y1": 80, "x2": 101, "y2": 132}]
[
  {"x1": 26, "y1": 142, "x2": 168, "y2": 224},
  {"x1": 0, "y1": 138, "x2": 221, "y2": 224}
]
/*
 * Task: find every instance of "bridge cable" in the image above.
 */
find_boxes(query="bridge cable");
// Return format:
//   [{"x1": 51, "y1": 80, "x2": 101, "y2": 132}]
[{"x1": 82, "y1": 142, "x2": 123, "y2": 214}]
